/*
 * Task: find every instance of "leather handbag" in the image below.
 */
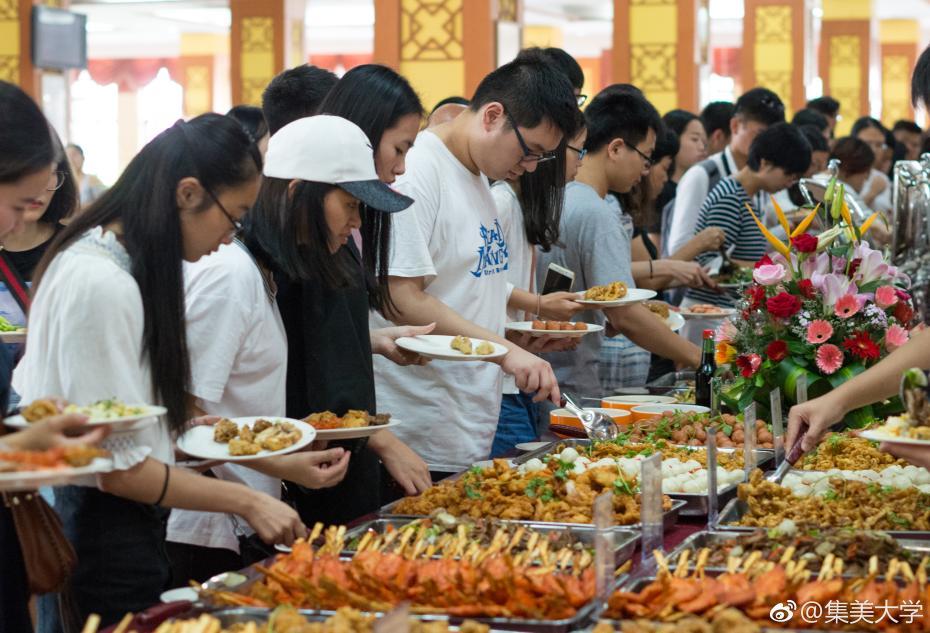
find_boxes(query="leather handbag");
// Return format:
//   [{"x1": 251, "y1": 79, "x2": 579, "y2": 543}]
[{"x1": 2, "y1": 490, "x2": 77, "y2": 594}]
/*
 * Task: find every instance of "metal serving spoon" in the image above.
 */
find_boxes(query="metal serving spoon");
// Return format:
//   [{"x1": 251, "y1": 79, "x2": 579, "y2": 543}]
[{"x1": 562, "y1": 391, "x2": 619, "y2": 441}]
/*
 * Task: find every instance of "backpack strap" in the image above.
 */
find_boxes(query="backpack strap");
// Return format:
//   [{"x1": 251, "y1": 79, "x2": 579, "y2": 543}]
[{"x1": 0, "y1": 251, "x2": 29, "y2": 313}]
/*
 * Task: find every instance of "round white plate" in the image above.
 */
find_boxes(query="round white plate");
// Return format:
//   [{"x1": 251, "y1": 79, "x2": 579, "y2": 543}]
[
  {"x1": 679, "y1": 307, "x2": 738, "y2": 320},
  {"x1": 310, "y1": 417, "x2": 403, "y2": 440},
  {"x1": 505, "y1": 321, "x2": 604, "y2": 339},
  {"x1": 575, "y1": 287, "x2": 657, "y2": 307},
  {"x1": 515, "y1": 441, "x2": 550, "y2": 452},
  {"x1": 0, "y1": 457, "x2": 113, "y2": 492},
  {"x1": 395, "y1": 335, "x2": 508, "y2": 361},
  {"x1": 3, "y1": 405, "x2": 166, "y2": 431},
  {"x1": 176, "y1": 416, "x2": 316, "y2": 462},
  {"x1": 159, "y1": 587, "x2": 198, "y2": 603},
  {"x1": 860, "y1": 429, "x2": 930, "y2": 447},
  {"x1": 665, "y1": 311, "x2": 685, "y2": 332},
  {"x1": 0, "y1": 330, "x2": 26, "y2": 344}
]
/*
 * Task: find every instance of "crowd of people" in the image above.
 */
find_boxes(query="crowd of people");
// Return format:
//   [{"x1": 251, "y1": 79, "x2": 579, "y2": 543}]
[{"x1": 3, "y1": 44, "x2": 930, "y2": 632}]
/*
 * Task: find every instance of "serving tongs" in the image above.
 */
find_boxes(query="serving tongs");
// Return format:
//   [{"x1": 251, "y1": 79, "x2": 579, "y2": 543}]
[
  {"x1": 562, "y1": 391, "x2": 619, "y2": 441},
  {"x1": 766, "y1": 430, "x2": 807, "y2": 484},
  {"x1": 901, "y1": 367, "x2": 930, "y2": 425}
]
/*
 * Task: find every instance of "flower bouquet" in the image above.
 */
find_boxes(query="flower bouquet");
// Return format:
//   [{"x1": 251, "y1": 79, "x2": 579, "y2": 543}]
[{"x1": 716, "y1": 180, "x2": 912, "y2": 426}]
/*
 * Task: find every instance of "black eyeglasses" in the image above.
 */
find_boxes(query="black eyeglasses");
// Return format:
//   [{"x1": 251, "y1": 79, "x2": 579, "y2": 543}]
[
  {"x1": 568, "y1": 145, "x2": 587, "y2": 160},
  {"x1": 46, "y1": 171, "x2": 67, "y2": 192},
  {"x1": 627, "y1": 143, "x2": 653, "y2": 169},
  {"x1": 576, "y1": 94, "x2": 588, "y2": 107},
  {"x1": 505, "y1": 111, "x2": 557, "y2": 164},
  {"x1": 204, "y1": 188, "x2": 242, "y2": 235}
]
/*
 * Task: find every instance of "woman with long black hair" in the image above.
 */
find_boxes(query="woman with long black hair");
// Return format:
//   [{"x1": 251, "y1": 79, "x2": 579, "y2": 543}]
[
  {"x1": 14, "y1": 113, "x2": 307, "y2": 631},
  {"x1": 261, "y1": 64, "x2": 434, "y2": 524}
]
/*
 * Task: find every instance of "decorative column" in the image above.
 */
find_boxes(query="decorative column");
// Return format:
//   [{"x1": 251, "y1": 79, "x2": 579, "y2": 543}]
[
  {"x1": 879, "y1": 19, "x2": 918, "y2": 127},
  {"x1": 820, "y1": 0, "x2": 873, "y2": 136},
  {"x1": 742, "y1": 0, "x2": 810, "y2": 113},
  {"x1": 179, "y1": 34, "x2": 226, "y2": 118},
  {"x1": 229, "y1": 0, "x2": 305, "y2": 106},
  {"x1": 613, "y1": 0, "x2": 699, "y2": 113},
  {"x1": 374, "y1": 0, "x2": 517, "y2": 111}
]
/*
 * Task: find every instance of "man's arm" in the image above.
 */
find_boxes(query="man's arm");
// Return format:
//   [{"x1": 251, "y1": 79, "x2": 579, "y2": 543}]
[{"x1": 605, "y1": 303, "x2": 700, "y2": 367}]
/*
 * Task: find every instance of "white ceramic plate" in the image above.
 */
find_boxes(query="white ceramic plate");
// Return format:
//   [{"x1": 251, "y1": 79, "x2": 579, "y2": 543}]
[
  {"x1": 504, "y1": 321, "x2": 604, "y2": 339},
  {"x1": 860, "y1": 429, "x2": 930, "y2": 447},
  {"x1": 0, "y1": 330, "x2": 26, "y2": 344},
  {"x1": 665, "y1": 311, "x2": 685, "y2": 332},
  {"x1": 159, "y1": 587, "x2": 198, "y2": 604},
  {"x1": 0, "y1": 457, "x2": 113, "y2": 492},
  {"x1": 176, "y1": 416, "x2": 316, "y2": 462},
  {"x1": 3, "y1": 404, "x2": 167, "y2": 431},
  {"x1": 395, "y1": 335, "x2": 508, "y2": 361},
  {"x1": 679, "y1": 307, "x2": 738, "y2": 320},
  {"x1": 515, "y1": 441, "x2": 550, "y2": 452},
  {"x1": 309, "y1": 417, "x2": 403, "y2": 440},
  {"x1": 575, "y1": 287, "x2": 657, "y2": 308}
]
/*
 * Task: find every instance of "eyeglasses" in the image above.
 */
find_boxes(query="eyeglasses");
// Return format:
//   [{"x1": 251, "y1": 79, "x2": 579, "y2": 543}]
[
  {"x1": 505, "y1": 111, "x2": 557, "y2": 164},
  {"x1": 627, "y1": 143, "x2": 653, "y2": 169},
  {"x1": 46, "y1": 171, "x2": 67, "y2": 192},
  {"x1": 568, "y1": 145, "x2": 587, "y2": 160},
  {"x1": 576, "y1": 94, "x2": 588, "y2": 107},
  {"x1": 204, "y1": 188, "x2": 242, "y2": 235}
]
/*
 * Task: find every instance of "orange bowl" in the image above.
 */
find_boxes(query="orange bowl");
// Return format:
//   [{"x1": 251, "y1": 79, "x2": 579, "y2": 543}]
[
  {"x1": 549, "y1": 407, "x2": 632, "y2": 438},
  {"x1": 630, "y1": 403, "x2": 710, "y2": 423},
  {"x1": 600, "y1": 395, "x2": 678, "y2": 411}
]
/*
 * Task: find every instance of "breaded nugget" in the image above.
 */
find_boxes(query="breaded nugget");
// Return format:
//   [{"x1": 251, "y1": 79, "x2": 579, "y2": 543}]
[
  {"x1": 450, "y1": 335, "x2": 473, "y2": 354},
  {"x1": 22, "y1": 399, "x2": 59, "y2": 423},
  {"x1": 228, "y1": 438, "x2": 260, "y2": 456},
  {"x1": 475, "y1": 341, "x2": 495, "y2": 355},
  {"x1": 213, "y1": 418, "x2": 239, "y2": 443},
  {"x1": 252, "y1": 418, "x2": 273, "y2": 434}
]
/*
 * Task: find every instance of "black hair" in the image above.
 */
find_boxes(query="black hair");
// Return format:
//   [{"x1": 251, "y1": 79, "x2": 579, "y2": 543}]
[
  {"x1": 584, "y1": 87, "x2": 662, "y2": 154},
  {"x1": 830, "y1": 137, "x2": 874, "y2": 176},
  {"x1": 699, "y1": 101, "x2": 735, "y2": 137},
  {"x1": 893, "y1": 119, "x2": 922, "y2": 135},
  {"x1": 66, "y1": 143, "x2": 84, "y2": 158},
  {"x1": 516, "y1": 47, "x2": 585, "y2": 91},
  {"x1": 245, "y1": 179, "x2": 351, "y2": 290},
  {"x1": 653, "y1": 125, "x2": 680, "y2": 163},
  {"x1": 42, "y1": 128, "x2": 79, "y2": 226},
  {"x1": 850, "y1": 116, "x2": 886, "y2": 138},
  {"x1": 662, "y1": 109, "x2": 700, "y2": 137},
  {"x1": 889, "y1": 139, "x2": 907, "y2": 177},
  {"x1": 746, "y1": 122, "x2": 811, "y2": 176},
  {"x1": 798, "y1": 124, "x2": 829, "y2": 154},
  {"x1": 34, "y1": 114, "x2": 262, "y2": 434},
  {"x1": 429, "y1": 95, "x2": 469, "y2": 114},
  {"x1": 317, "y1": 64, "x2": 424, "y2": 313},
  {"x1": 792, "y1": 109, "x2": 829, "y2": 132},
  {"x1": 226, "y1": 105, "x2": 269, "y2": 144},
  {"x1": 261, "y1": 65, "x2": 338, "y2": 134},
  {"x1": 0, "y1": 81, "x2": 56, "y2": 184},
  {"x1": 470, "y1": 56, "x2": 578, "y2": 138},
  {"x1": 735, "y1": 87, "x2": 785, "y2": 126},
  {"x1": 914, "y1": 46, "x2": 930, "y2": 109},
  {"x1": 806, "y1": 96, "x2": 840, "y2": 117}
]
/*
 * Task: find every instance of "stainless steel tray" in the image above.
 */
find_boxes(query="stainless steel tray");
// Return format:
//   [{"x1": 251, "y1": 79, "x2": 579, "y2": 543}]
[
  {"x1": 514, "y1": 439, "x2": 774, "y2": 465},
  {"x1": 717, "y1": 498, "x2": 930, "y2": 539},
  {"x1": 343, "y1": 517, "x2": 640, "y2": 567},
  {"x1": 378, "y1": 498, "x2": 686, "y2": 533}
]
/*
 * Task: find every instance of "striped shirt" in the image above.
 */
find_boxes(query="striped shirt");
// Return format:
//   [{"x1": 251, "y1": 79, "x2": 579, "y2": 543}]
[{"x1": 686, "y1": 177, "x2": 767, "y2": 307}]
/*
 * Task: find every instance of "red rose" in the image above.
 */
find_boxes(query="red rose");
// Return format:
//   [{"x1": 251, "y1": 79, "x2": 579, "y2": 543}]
[
  {"x1": 766, "y1": 292, "x2": 802, "y2": 319},
  {"x1": 791, "y1": 233, "x2": 818, "y2": 253},
  {"x1": 848, "y1": 258, "x2": 862, "y2": 278},
  {"x1": 747, "y1": 285, "x2": 766, "y2": 311},
  {"x1": 766, "y1": 340, "x2": 788, "y2": 362},
  {"x1": 754, "y1": 254, "x2": 774, "y2": 269},
  {"x1": 895, "y1": 301, "x2": 915, "y2": 326},
  {"x1": 797, "y1": 279, "x2": 816, "y2": 299},
  {"x1": 735, "y1": 354, "x2": 762, "y2": 378},
  {"x1": 842, "y1": 331, "x2": 880, "y2": 361}
]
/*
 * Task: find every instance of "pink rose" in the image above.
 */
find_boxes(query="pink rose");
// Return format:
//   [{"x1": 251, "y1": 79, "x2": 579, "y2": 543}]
[
  {"x1": 875, "y1": 285, "x2": 899, "y2": 309},
  {"x1": 753, "y1": 263, "x2": 787, "y2": 287}
]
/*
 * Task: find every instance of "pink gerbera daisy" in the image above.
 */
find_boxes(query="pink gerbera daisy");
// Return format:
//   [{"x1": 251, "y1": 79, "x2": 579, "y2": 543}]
[
  {"x1": 815, "y1": 344, "x2": 844, "y2": 375},
  {"x1": 834, "y1": 294, "x2": 860, "y2": 319},
  {"x1": 806, "y1": 320, "x2": 834, "y2": 344},
  {"x1": 886, "y1": 324, "x2": 910, "y2": 350}
]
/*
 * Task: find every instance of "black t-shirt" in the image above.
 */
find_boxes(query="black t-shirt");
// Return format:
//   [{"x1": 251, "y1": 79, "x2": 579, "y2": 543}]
[{"x1": 5, "y1": 234, "x2": 57, "y2": 282}]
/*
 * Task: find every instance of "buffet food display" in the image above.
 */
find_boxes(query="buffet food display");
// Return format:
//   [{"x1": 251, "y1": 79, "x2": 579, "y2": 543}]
[
  {"x1": 608, "y1": 411, "x2": 774, "y2": 449},
  {"x1": 301, "y1": 410, "x2": 390, "y2": 431}
]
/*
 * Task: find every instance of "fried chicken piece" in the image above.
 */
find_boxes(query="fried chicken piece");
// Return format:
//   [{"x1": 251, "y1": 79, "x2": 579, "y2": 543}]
[
  {"x1": 584, "y1": 281, "x2": 627, "y2": 301},
  {"x1": 450, "y1": 335, "x2": 473, "y2": 354},
  {"x1": 256, "y1": 423, "x2": 303, "y2": 452},
  {"x1": 213, "y1": 418, "x2": 240, "y2": 443},
  {"x1": 644, "y1": 300, "x2": 670, "y2": 319},
  {"x1": 239, "y1": 424, "x2": 255, "y2": 443},
  {"x1": 252, "y1": 418, "x2": 273, "y2": 434},
  {"x1": 21, "y1": 399, "x2": 59, "y2": 423},
  {"x1": 228, "y1": 438, "x2": 261, "y2": 456},
  {"x1": 304, "y1": 411, "x2": 342, "y2": 430},
  {"x1": 62, "y1": 445, "x2": 109, "y2": 467},
  {"x1": 475, "y1": 341, "x2": 494, "y2": 355},
  {"x1": 342, "y1": 410, "x2": 370, "y2": 428},
  {"x1": 371, "y1": 413, "x2": 391, "y2": 426}
]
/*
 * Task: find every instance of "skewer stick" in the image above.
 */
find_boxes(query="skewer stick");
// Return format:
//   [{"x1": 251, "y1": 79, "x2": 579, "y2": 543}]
[
  {"x1": 695, "y1": 548, "x2": 710, "y2": 577},
  {"x1": 309, "y1": 522, "x2": 324, "y2": 543},
  {"x1": 79, "y1": 614, "x2": 101, "y2": 633},
  {"x1": 615, "y1": 559, "x2": 632, "y2": 577},
  {"x1": 901, "y1": 562, "x2": 915, "y2": 582},
  {"x1": 869, "y1": 555, "x2": 878, "y2": 576},
  {"x1": 741, "y1": 551, "x2": 762, "y2": 574},
  {"x1": 917, "y1": 558, "x2": 927, "y2": 586},
  {"x1": 779, "y1": 545, "x2": 796, "y2": 566},
  {"x1": 654, "y1": 550, "x2": 670, "y2": 574},
  {"x1": 675, "y1": 549, "x2": 691, "y2": 577},
  {"x1": 112, "y1": 614, "x2": 133, "y2": 633},
  {"x1": 817, "y1": 553, "x2": 834, "y2": 582}
]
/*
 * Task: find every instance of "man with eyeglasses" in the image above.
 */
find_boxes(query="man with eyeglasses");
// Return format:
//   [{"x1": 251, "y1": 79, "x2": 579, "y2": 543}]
[
  {"x1": 537, "y1": 88, "x2": 701, "y2": 400},
  {"x1": 665, "y1": 87, "x2": 785, "y2": 260},
  {"x1": 369, "y1": 57, "x2": 579, "y2": 479}
]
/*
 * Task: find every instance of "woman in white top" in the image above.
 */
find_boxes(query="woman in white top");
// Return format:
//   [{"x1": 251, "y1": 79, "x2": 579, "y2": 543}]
[
  {"x1": 851, "y1": 117, "x2": 893, "y2": 213},
  {"x1": 15, "y1": 114, "x2": 307, "y2": 631}
]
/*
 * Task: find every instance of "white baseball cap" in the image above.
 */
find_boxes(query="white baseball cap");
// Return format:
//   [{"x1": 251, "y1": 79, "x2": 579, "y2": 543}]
[{"x1": 263, "y1": 115, "x2": 413, "y2": 213}]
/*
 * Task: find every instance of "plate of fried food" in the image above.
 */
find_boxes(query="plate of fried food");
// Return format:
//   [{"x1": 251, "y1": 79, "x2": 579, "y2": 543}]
[
  {"x1": 0, "y1": 445, "x2": 112, "y2": 491},
  {"x1": 4, "y1": 398, "x2": 167, "y2": 431},
  {"x1": 302, "y1": 409, "x2": 402, "y2": 440},
  {"x1": 575, "y1": 282, "x2": 656, "y2": 307},
  {"x1": 177, "y1": 416, "x2": 315, "y2": 462},
  {"x1": 505, "y1": 320, "x2": 604, "y2": 339},
  {"x1": 678, "y1": 304, "x2": 738, "y2": 319},
  {"x1": 395, "y1": 334, "x2": 508, "y2": 361},
  {"x1": 644, "y1": 301, "x2": 685, "y2": 332}
]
